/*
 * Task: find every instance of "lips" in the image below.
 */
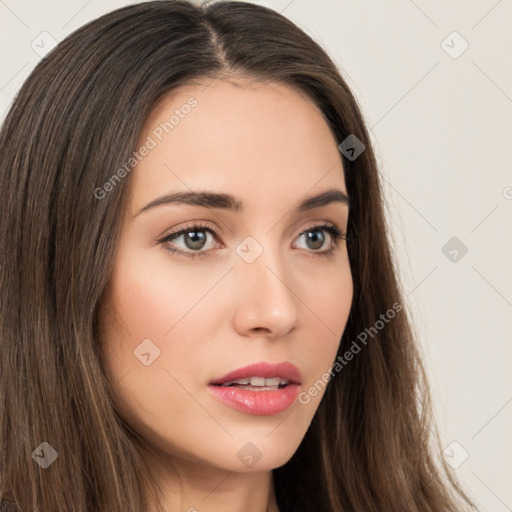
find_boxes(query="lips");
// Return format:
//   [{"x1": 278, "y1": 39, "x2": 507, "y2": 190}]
[
  {"x1": 209, "y1": 361, "x2": 302, "y2": 386},
  {"x1": 207, "y1": 361, "x2": 302, "y2": 416}
]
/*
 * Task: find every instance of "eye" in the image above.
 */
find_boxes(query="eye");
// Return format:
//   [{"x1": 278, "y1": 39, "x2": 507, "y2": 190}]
[
  {"x1": 293, "y1": 223, "x2": 347, "y2": 255},
  {"x1": 158, "y1": 221, "x2": 347, "y2": 259},
  {"x1": 159, "y1": 222, "x2": 220, "y2": 259}
]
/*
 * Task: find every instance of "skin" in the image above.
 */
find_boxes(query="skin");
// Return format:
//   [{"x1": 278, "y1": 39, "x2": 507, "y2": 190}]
[{"x1": 100, "y1": 78, "x2": 353, "y2": 512}]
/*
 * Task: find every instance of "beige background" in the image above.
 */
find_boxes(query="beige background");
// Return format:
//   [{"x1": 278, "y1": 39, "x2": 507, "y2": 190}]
[{"x1": 1, "y1": 1, "x2": 511, "y2": 510}]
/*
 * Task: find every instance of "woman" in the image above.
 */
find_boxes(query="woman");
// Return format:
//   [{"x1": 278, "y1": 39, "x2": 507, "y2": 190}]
[{"x1": 0, "y1": 1, "x2": 478, "y2": 511}]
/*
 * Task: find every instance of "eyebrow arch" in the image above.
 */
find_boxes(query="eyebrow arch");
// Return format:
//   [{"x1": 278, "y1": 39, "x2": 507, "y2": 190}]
[{"x1": 135, "y1": 187, "x2": 350, "y2": 216}]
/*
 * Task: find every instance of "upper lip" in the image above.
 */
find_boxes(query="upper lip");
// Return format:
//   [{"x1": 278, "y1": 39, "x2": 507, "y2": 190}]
[{"x1": 209, "y1": 361, "x2": 302, "y2": 385}]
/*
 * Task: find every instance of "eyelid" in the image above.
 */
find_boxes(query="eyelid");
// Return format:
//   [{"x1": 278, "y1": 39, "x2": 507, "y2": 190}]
[
  {"x1": 159, "y1": 220, "x2": 220, "y2": 240},
  {"x1": 159, "y1": 219, "x2": 343, "y2": 240},
  {"x1": 295, "y1": 220, "x2": 338, "y2": 237}
]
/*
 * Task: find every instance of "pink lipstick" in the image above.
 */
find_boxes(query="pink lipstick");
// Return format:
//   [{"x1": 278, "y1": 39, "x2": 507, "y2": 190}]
[{"x1": 207, "y1": 361, "x2": 302, "y2": 416}]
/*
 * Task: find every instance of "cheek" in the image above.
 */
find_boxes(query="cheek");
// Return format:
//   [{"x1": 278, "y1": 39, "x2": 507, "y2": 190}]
[
  {"x1": 318, "y1": 263, "x2": 353, "y2": 330},
  {"x1": 102, "y1": 241, "x2": 245, "y2": 411},
  {"x1": 103, "y1": 253, "x2": 226, "y2": 370},
  {"x1": 303, "y1": 254, "x2": 352, "y2": 328},
  {"x1": 299, "y1": 262, "x2": 353, "y2": 395},
  {"x1": 101, "y1": 255, "x2": 232, "y2": 446}
]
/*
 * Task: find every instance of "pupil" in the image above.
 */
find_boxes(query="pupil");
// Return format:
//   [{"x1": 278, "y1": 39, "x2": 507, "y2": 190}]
[
  {"x1": 307, "y1": 231, "x2": 324, "y2": 250},
  {"x1": 185, "y1": 230, "x2": 206, "y2": 250}
]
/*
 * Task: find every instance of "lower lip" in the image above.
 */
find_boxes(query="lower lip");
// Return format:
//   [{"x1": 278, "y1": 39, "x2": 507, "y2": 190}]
[{"x1": 207, "y1": 384, "x2": 301, "y2": 416}]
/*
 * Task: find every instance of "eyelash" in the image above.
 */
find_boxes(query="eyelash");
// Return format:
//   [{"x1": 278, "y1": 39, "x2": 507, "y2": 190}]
[{"x1": 158, "y1": 222, "x2": 348, "y2": 260}]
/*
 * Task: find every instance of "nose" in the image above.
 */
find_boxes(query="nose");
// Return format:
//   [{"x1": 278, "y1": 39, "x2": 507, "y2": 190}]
[{"x1": 231, "y1": 246, "x2": 299, "y2": 339}]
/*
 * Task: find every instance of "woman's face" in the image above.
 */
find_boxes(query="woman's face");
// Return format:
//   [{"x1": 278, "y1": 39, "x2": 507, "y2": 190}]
[{"x1": 101, "y1": 78, "x2": 353, "y2": 474}]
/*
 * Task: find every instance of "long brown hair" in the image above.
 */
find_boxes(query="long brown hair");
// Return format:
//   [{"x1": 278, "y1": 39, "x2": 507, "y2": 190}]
[{"x1": 0, "y1": 1, "x2": 478, "y2": 511}]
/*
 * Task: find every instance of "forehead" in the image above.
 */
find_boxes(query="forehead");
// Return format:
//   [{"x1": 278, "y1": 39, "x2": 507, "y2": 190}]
[{"x1": 129, "y1": 79, "x2": 346, "y2": 212}]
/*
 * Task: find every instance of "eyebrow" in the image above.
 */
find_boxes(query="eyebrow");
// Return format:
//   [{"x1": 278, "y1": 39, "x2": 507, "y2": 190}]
[{"x1": 135, "y1": 187, "x2": 350, "y2": 216}]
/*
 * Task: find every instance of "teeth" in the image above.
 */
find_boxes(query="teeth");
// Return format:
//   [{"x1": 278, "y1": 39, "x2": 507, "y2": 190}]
[
  {"x1": 220, "y1": 377, "x2": 290, "y2": 387},
  {"x1": 231, "y1": 377, "x2": 250, "y2": 385},
  {"x1": 250, "y1": 377, "x2": 265, "y2": 386}
]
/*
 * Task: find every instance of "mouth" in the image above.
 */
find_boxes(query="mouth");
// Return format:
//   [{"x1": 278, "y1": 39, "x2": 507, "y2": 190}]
[
  {"x1": 207, "y1": 361, "x2": 302, "y2": 416},
  {"x1": 209, "y1": 361, "x2": 302, "y2": 387}
]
